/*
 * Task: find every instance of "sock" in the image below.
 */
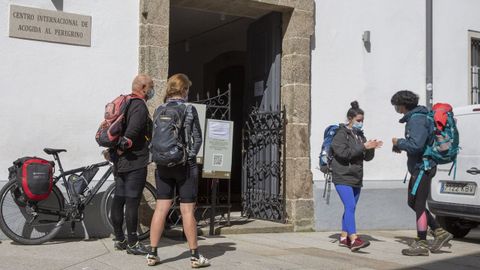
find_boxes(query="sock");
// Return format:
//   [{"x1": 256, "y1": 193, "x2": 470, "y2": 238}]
[
  {"x1": 150, "y1": 247, "x2": 158, "y2": 256},
  {"x1": 418, "y1": 231, "x2": 427, "y2": 241},
  {"x1": 127, "y1": 232, "x2": 138, "y2": 246},
  {"x1": 191, "y1": 249, "x2": 199, "y2": 259}
]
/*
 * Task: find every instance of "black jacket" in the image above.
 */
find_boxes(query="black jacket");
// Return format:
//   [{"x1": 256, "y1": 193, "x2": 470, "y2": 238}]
[
  {"x1": 115, "y1": 98, "x2": 152, "y2": 173},
  {"x1": 330, "y1": 124, "x2": 375, "y2": 187},
  {"x1": 397, "y1": 106, "x2": 433, "y2": 174}
]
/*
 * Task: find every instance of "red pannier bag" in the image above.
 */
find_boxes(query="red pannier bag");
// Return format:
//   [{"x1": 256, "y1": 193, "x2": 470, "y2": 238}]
[{"x1": 11, "y1": 157, "x2": 55, "y2": 201}]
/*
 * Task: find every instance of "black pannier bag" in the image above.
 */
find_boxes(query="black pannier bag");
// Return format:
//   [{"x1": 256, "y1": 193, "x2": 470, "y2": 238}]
[
  {"x1": 68, "y1": 167, "x2": 99, "y2": 195},
  {"x1": 9, "y1": 157, "x2": 54, "y2": 201}
]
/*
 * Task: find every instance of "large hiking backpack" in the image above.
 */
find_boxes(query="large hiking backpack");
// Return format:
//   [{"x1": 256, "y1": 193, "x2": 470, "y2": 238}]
[
  {"x1": 410, "y1": 103, "x2": 460, "y2": 195},
  {"x1": 95, "y1": 94, "x2": 141, "y2": 148},
  {"x1": 9, "y1": 157, "x2": 54, "y2": 201},
  {"x1": 150, "y1": 103, "x2": 191, "y2": 167},
  {"x1": 319, "y1": 124, "x2": 339, "y2": 174}
]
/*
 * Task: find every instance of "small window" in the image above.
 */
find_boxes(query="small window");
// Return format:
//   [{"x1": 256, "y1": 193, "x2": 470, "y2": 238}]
[{"x1": 471, "y1": 39, "x2": 480, "y2": 104}]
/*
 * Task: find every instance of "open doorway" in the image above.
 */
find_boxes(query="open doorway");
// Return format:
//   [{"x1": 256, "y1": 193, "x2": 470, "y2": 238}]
[
  {"x1": 169, "y1": 6, "x2": 253, "y2": 210},
  {"x1": 169, "y1": 5, "x2": 284, "y2": 221}
]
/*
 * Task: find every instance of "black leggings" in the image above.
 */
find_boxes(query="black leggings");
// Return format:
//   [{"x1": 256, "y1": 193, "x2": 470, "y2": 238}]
[
  {"x1": 408, "y1": 167, "x2": 439, "y2": 238},
  {"x1": 111, "y1": 196, "x2": 141, "y2": 245},
  {"x1": 110, "y1": 167, "x2": 147, "y2": 245}
]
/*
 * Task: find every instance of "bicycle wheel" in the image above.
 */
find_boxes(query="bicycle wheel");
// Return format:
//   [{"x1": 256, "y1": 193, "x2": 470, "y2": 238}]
[
  {"x1": 100, "y1": 181, "x2": 156, "y2": 241},
  {"x1": 0, "y1": 179, "x2": 65, "y2": 245}
]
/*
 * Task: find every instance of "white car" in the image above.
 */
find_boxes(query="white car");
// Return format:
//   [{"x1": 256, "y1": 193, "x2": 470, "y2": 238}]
[{"x1": 428, "y1": 105, "x2": 480, "y2": 238}]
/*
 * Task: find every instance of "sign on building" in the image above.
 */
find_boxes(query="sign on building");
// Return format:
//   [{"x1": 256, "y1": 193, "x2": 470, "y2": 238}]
[
  {"x1": 202, "y1": 119, "x2": 234, "y2": 179},
  {"x1": 9, "y1": 5, "x2": 92, "y2": 46}
]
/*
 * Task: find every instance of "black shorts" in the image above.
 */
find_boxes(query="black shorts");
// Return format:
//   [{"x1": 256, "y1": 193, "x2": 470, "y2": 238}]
[
  {"x1": 155, "y1": 160, "x2": 198, "y2": 203},
  {"x1": 115, "y1": 167, "x2": 147, "y2": 198}
]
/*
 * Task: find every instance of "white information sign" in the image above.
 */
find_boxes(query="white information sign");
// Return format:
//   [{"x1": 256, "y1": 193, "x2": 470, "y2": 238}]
[{"x1": 202, "y1": 119, "x2": 234, "y2": 179}]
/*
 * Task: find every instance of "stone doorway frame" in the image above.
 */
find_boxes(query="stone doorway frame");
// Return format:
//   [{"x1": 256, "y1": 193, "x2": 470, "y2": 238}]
[{"x1": 139, "y1": 0, "x2": 314, "y2": 231}]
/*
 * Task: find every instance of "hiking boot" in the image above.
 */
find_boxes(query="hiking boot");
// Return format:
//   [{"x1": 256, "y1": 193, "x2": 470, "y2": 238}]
[
  {"x1": 146, "y1": 253, "x2": 161, "y2": 266},
  {"x1": 114, "y1": 239, "x2": 127, "y2": 251},
  {"x1": 350, "y1": 238, "x2": 370, "y2": 252},
  {"x1": 402, "y1": 239, "x2": 429, "y2": 256},
  {"x1": 339, "y1": 237, "x2": 351, "y2": 247},
  {"x1": 191, "y1": 254, "x2": 210, "y2": 268},
  {"x1": 430, "y1": 228, "x2": 453, "y2": 253},
  {"x1": 126, "y1": 242, "x2": 149, "y2": 255}
]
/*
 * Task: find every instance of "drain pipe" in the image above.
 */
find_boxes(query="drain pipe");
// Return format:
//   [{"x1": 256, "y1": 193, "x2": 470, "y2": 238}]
[{"x1": 426, "y1": 0, "x2": 433, "y2": 109}]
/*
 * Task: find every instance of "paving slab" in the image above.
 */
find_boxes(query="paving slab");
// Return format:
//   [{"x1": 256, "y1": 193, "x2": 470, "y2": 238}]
[{"x1": 0, "y1": 229, "x2": 479, "y2": 270}]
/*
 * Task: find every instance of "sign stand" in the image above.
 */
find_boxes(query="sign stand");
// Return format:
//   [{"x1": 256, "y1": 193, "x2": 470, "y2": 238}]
[
  {"x1": 209, "y1": 179, "x2": 218, "y2": 236},
  {"x1": 202, "y1": 119, "x2": 234, "y2": 235}
]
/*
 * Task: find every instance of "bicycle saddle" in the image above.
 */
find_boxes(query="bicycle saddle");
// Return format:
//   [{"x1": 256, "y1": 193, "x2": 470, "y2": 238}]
[{"x1": 43, "y1": 148, "x2": 67, "y2": 155}]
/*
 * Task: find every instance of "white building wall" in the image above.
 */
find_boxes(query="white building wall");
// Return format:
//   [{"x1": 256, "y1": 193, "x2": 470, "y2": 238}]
[
  {"x1": 433, "y1": 0, "x2": 480, "y2": 106},
  {"x1": 311, "y1": 0, "x2": 426, "y2": 185},
  {"x1": 0, "y1": 0, "x2": 139, "y2": 180}
]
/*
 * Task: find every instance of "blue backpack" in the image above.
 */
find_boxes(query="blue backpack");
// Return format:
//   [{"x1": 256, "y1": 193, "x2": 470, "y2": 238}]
[
  {"x1": 319, "y1": 124, "x2": 339, "y2": 174},
  {"x1": 410, "y1": 104, "x2": 460, "y2": 195}
]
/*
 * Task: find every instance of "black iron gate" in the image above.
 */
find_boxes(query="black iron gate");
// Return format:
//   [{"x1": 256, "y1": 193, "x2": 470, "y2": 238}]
[{"x1": 242, "y1": 107, "x2": 286, "y2": 222}]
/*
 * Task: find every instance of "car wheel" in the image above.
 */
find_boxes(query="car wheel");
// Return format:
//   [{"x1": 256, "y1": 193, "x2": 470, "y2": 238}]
[{"x1": 436, "y1": 216, "x2": 471, "y2": 238}]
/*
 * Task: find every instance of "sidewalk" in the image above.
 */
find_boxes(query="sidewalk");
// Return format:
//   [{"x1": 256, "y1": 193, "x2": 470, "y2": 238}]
[{"x1": 0, "y1": 230, "x2": 479, "y2": 270}]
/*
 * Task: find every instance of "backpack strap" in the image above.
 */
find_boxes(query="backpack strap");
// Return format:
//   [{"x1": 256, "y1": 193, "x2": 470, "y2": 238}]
[
  {"x1": 411, "y1": 159, "x2": 432, "y2": 196},
  {"x1": 182, "y1": 104, "x2": 193, "y2": 152}
]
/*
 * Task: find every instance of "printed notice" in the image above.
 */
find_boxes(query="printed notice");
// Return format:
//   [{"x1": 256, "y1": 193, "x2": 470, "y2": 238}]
[
  {"x1": 254, "y1": 80, "x2": 264, "y2": 97},
  {"x1": 208, "y1": 121, "x2": 230, "y2": 141},
  {"x1": 202, "y1": 119, "x2": 234, "y2": 179},
  {"x1": 9, "y1": 5, "x2": 92, "y2": 46}
]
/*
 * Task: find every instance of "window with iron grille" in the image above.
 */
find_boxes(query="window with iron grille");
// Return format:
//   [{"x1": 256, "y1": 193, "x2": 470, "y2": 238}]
[{"x1": 471, "y1": 39, "x2": 480, "y2": 104}]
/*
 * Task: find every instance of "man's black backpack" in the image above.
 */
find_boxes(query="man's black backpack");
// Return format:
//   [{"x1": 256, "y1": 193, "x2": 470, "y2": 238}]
[{"x1": 150, "y1": 103, "x2": 191, "y2": 167}]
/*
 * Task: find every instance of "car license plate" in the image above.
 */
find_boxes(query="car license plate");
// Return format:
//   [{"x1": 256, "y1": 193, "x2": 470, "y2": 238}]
[{"x1": 441, "y1": 181, "x2": 477, "y2": 195}]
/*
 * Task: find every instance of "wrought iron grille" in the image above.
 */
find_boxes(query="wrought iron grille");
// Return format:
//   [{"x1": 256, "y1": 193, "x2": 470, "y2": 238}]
[
  {"x1": 242, "y1": 107, "x2": 286, "y2": 222},
  {"x1": 195, "y1": 85, "x2": 231, "y2": 121}
]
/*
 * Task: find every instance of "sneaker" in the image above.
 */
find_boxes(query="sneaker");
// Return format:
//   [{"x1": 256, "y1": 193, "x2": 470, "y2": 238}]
[
  {"x1": 114, "y1": 239, "x2": 127, "y2": 251},
  {"x1": 350, "y1": 237, "x2": 370, "y2": 252},
  {"x1": 126, "y1": 242, "x2": 149, "y2": 255},
  {"x1": 191, "y1": 254, "x2": 210, "y2": 268},
  {"x1": 339, "y1": 237, "x2": 351, "y2": 247},
  {"x1": 430, "y1": 228, "x2": 453, "y2": 253},
  {"x1": 146, "y1": 253, "x2": 161, "y2": 266},
  {"x1": 402, "y1": 239, "x2": 429, "y2": 256}
]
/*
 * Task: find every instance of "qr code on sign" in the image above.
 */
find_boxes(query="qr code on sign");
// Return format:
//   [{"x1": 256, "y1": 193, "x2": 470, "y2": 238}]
[{"x1": 213, "y1": 154, "x2": 223, "y2": 167}]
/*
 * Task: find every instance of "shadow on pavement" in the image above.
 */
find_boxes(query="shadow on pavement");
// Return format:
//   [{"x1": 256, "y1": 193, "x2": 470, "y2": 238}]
[
  {"x1": 394, "y1": 236, "x2": 453, "y2": 250},
  {"x1": 393, "y1": 252, "x2": 480, "y2": 270},
  {"x1": 9, "y1": 238, "x2": 102, "y2": 246},
  {"x1": 160, "y1": 242, "x2": 237, "y2": 264},
  {"x1": 328, "y1": 233, "x2": 385, "y2": 243}
]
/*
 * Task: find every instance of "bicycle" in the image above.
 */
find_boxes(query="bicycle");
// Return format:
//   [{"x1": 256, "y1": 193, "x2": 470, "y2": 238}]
[{"x1": 0, "y1": 148, "x2": 157, "y2": 245}]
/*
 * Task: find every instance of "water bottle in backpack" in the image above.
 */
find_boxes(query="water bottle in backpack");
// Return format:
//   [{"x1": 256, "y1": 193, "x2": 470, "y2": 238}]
[{"x1": 319, "y1": 124, "x2": 339, "y2": 174}]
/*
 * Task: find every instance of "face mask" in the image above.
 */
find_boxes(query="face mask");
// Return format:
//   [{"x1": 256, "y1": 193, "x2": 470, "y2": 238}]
[
  {"x1": 394, "y1": 105, "x2": 401, "y2": 113},
  {"x1": 352, "y1": 122, "x2": 363, "y2": 131},
  {"x1": 146, "y1": 88, "x2": 155, "y2": 100}
]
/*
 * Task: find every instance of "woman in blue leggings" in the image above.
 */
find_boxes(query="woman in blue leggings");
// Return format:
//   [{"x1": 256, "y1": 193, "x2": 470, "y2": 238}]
[{"x1": 330, "y1": 101, "x2": 383, "y2": 252}]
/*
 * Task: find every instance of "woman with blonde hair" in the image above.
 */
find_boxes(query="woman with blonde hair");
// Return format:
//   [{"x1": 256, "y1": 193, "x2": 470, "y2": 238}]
[{"x1": 146, "y1": 74, "x2": 210, "y2": 268}]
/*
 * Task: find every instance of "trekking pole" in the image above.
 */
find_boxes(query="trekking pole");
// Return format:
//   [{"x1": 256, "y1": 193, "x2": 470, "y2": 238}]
[
  {"x1": 322, "y1": 174, "x2": 328, "y2": 199},
  {"x1": 326, "y1": 172, "x2": 332, "y2": 205}
]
